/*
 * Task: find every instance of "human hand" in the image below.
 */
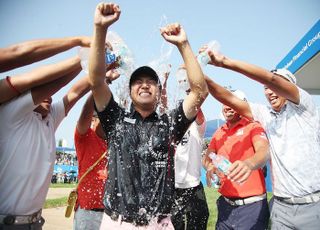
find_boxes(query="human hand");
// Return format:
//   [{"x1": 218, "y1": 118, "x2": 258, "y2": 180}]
[
  {"x1": 94, "y1": 2, "x2": 121, "y2": 28},
  {"x1": 105, "y1": 68, "x2": 120, "y2": 84},
  {"x1": 78, "y1": 36, "x2": 91, "y2": 47},
  {"x1": 198, "y1": 45, "x2": 225, "y2": 67},
  {"x1": 160, "y1": 23, "x2": 187, "y2": 46},
  {"x1": 205, "y1": 167, "x2": 223, "y2": 188},
  {"x1": 163, "y1": 64, "x2": 171, "y2": 81},
  {"x1": 227, "y1": 160, "x2": 252, "y2": 184},
  {"x1": 207, "y1": 50, "x2": 225, "y2": 67}
]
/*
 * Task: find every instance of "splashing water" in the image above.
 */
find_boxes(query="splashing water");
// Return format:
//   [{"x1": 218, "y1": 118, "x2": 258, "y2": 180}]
[
  {"x1": 107, "y1": 31, "x2": 136, "y2": 78},
  {"x1": 78, "y1": 31, "x2": 135, "y2": 78},
  {"x1": 148, "y1": 14, "x2": 173, "y2": 84}
]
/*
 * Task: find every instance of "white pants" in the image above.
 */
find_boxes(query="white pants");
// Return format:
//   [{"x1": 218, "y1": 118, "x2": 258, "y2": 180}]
[{"x1": 73, "y1": 207, "x2": 104, "y2": 230}]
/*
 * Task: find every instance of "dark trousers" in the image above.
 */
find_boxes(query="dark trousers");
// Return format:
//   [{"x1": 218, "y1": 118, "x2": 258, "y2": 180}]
[
  {"x1": 216, "y1": 196, "x2": 269, "y2": 230},
  {"x1": 171, "y1": 182, "x2": 209, "y2": 230}
]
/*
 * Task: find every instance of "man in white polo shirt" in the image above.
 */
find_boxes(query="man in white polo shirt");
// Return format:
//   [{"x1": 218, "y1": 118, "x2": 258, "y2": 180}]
[
  {"x1": 171, "y1": 65, "x2": 209, "y2": 230},
  {"x1": 203, "y1": 49, "x2": 320, "y2": 229},
  {"x1": 0, "y1": 56, "x2": 90, "y2": 229}
]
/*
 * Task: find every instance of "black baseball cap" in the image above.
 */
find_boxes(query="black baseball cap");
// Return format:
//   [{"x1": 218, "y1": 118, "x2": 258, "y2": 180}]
[{"x1": 129, "y1": 66, "x2": 161, "y2": 89}]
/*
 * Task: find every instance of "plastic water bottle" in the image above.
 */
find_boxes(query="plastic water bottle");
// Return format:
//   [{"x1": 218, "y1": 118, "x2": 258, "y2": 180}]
[
  {"x1": 107, "y1": 31, "x2": 135, "y2": 78},
  {"x1": 211, "y1": 173, "x2": 220, "y2": 189},
  {"x1": 78, "y1": 47, "x2": 117, "y2": 74},
  {"x1": 209, "y1": 152, "x2": 231, "y2": 175},
  {"x1": 78, "y1": 47, "x2": 90, "y2": 74},
  {"x1": 176, "y1": 67, "x2": 190, "y2": 92},
  {"x1": 197, "y1": 40, "x2": 221, "y2": 68}
]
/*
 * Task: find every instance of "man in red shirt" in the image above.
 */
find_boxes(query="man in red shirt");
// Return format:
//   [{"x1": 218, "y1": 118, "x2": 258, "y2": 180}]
[
  {"x1": 203, "y1": 86, "x2": 270, "y2": 229},
  {"x1": 73, "y1": 94, "x2": 108, "y2": 230}
]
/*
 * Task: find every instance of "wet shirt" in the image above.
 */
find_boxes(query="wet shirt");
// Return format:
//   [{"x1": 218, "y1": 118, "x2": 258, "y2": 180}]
[
  {"x1": 175, "y1": 121, "x2": 205, "y2": 189},
  {"x1": 74, "y1": 128, "x2": 107, "y2": 210},
  {"x1": 97, "y1": 97, "x2": 193, "y2": 220}
]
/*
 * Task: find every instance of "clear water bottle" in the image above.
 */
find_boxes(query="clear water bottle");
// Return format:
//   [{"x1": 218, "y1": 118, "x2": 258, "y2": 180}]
[
  {"x1": 197, "y1": 40, "x2": 221, "y2": 68},
  {"x1": 211, "y1": 173, "x2": 220, "y2": 189},
  {"x1": 209, "y1": 152, "x2": 231, "y2": 175},
  {"x1": 107, "y1": 31, "x2": 135, "y2": 78},
  {"x1": 78, "y1": 47, "x2": 117, "y2": 74},
  {"x1": 78, "y1": 47, "x2": 90, "y2": 74}
]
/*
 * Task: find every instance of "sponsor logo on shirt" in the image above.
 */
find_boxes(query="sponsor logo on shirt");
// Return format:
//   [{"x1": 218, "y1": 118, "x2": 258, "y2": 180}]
[
  {"x1": 124, "y1": 117, "x2": 136, "y2": 124},
  {"x1": 236, "y1": 129, "x2": 244, "y2": 136}
]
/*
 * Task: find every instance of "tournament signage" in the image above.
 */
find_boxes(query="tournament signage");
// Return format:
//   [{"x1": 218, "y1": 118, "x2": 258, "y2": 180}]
[{"x1": 277, "y1": 19, "x2": 320, "y2": 73}]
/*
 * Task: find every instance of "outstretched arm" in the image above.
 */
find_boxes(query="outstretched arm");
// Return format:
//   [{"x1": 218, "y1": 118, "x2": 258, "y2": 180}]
[
  {"x1": 207, "y1": 50, "x2": 299, "y2": 104},
  {"x1": 1, "y1": 56, "x2": 83, "y2": 104},
  {"x1": 88, "y1": 2, "x2": 121, "y2": 112},
  {"x1": 204, "y1": 75, "x2": 253, "y2": 119},
  {"x1": 0, "y1": 37, "x2": 91, "y2": 104},
  {"x1": 30, "y1": 56, "x2": 82, "y2": 105},
  {"x1": 0, "y1": 36, "x2": 90, "y2": 72},
  {"x1": 161, "y1": 23, "x2": 208, "y2": 120}
]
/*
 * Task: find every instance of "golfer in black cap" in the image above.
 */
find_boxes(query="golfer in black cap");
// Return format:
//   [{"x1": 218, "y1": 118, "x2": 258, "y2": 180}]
[{"x1": 88, "y1": 3, "x2": 208, "y2": 229}]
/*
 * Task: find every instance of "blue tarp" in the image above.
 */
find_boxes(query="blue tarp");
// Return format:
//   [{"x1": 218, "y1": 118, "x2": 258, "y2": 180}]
[{"x1": 53, "y1": 164, "x2": 78, "y2": 175}]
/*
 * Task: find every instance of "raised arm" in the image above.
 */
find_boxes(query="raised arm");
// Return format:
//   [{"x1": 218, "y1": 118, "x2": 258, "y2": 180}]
[
  {"x1": 207, "y1": 50, "x2": 299, "y2": 104},
  {"x1": 63, "y1": 76, "x2": 91, "y2": 115},
  {"x1": 30, "y1": 56, "x2": 82, "y2": 105},
  {"x1": 0, "y1": 36, "x2": 90, "y2": 72},
  {"x1": 161, "y1": 23, "x2": 208, "y2": 120},
  {"x1": 76, "y1": 94, "x2": 95, "y2": 135},
  {"x1": 204, "y1": 75, "x2": 253, "y2": 119},
  {"x1": 88, "y1": 2, "x2": 121, "y2": 112}
]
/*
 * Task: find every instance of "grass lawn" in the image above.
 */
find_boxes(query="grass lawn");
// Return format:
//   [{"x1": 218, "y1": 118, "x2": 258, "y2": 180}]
[
  {"x1": 204, "y1": 187, "x2": 220, "y2": 229},
  {"x1": 50, "y1": 183, "x2": 77, "y2": 188},
  {"x1": 46, "y1": 183, "x2": 271, "y2": 229}
]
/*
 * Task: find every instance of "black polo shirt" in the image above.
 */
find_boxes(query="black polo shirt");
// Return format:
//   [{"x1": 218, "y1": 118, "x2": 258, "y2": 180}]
[{"x1": 96, "y1": 96, "x2": 193, "y2": 222}]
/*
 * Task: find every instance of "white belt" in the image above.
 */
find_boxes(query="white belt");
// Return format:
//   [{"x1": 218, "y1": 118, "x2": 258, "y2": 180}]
[
  {"x1": 223, "y1": 194, "x2": 267, "y2": 206},
  {"x1": 0, "y1": 209, "x2": 42, "y2": 225},
  {"x1": 275, "y1": 191, "x2": 320, "y2": 204}
]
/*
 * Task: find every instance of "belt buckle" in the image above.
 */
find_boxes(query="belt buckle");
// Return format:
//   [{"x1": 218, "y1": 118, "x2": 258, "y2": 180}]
[
  {"x1": 3, "y1": 215, "x2": 15, "y2": 225},
  {"x1": 31, "y1": 214, "x2": 39, "y2": 223},
  {"x1": 230, "y1": 200, "x2": 237, "y2": 206},
  {"x1": 226, "y1": 198, "x2": 236, "y2": 206}
]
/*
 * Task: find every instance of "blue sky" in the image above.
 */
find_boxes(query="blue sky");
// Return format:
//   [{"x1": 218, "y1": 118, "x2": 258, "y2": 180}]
[{"x1": 1, "y1": 0, "x2": 319, "y2": 147}]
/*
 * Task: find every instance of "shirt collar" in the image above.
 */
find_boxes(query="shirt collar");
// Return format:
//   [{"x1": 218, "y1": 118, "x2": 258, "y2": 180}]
[
  {"x1": 129, "y1": 103, "x2": 159, "y2": 121},
  {"x1": 268, "y1": 103, "x2": 287, "y2": 115}
]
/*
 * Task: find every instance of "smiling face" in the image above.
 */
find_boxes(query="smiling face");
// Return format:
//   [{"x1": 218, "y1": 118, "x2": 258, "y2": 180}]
[
  {"x1": 130, "y1": 74, "x2": 160, "y2": 112},
  {"x1": 222, "y1": 104, "x2": 241, "y2": 124},
  {"x1": 264, "y1": 85, "x2": 287, "y2": 112}
]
